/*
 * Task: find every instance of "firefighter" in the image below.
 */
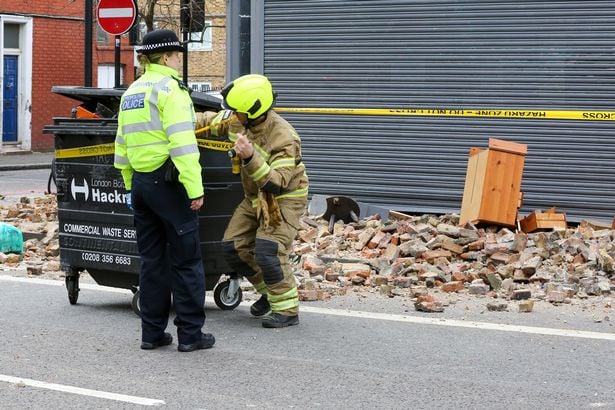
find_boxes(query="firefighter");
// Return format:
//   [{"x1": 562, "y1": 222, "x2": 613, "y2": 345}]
[
  {"x1": 198, "y1": 74, "x2": 309, "y2": 328},
  {"x1": 114, "y1": 29, "x2": 215, "y2": 352}
]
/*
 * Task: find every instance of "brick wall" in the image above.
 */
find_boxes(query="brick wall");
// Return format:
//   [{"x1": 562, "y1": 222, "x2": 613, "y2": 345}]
[
  {"x1": 3, "y1": 0, "x2": 226, "y2": 151},
  {"x1": 3, "y1": 0, "x2": 82, "y2": 17},
  {"x1": 27, "y1": 0, "x2": 85, "y2": 151},
  {"x1": 187, "y1": 0, "x2": 227, "y2": 89},
  {"x1": 31, "y1": 17, "x2": 85, "y2": 150},
  {"x1": 2, "y1": 0, "x2": 136, "y2": 151}
]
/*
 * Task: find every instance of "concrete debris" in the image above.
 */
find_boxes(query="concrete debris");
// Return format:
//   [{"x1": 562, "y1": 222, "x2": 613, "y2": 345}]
[
  {"x1": 518, "y1": 299, "x2": 535, "y2": 313},
  {"x1": 0, "y1": 195, "x2": 60, "y2": 277},
  {"x1": 292, "y1": 210, "x2": 615, "y2": 314},
  {"x1": 2, "y1": 194, "x2": 615, "y2": 320},
  {"x1": 486, "y1": 301, "x2": 509, "y2": 312}
]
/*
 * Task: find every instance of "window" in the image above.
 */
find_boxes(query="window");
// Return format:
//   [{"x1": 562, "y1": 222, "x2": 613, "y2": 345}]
[
  {"x1": 129, "y1": 21, "x2": 147, "y2": 46},
  {"x1": 188, "y1": 82, "x2": 212, "y2": 93},
  {"x1": 96, "y1": 25, "x2": 109, "y2": 44},
  {"x1": 187, "y1": 21, "x2": 212, "y2": 51},
  {"x1": 4, "y1": 23, "x2": 20, "y2": 49},
  {"x1": 98, "y1": 64, "x2": 124, "y2": 88}
]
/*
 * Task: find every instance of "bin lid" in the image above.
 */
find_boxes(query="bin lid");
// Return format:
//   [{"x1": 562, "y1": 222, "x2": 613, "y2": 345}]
[{"x1": 51, "y1": 86, "x2": 222, "y2": 112}]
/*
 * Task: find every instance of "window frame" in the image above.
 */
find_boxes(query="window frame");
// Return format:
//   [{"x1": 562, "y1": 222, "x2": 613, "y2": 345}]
[
  {"x1": 187, "y1": 20, "x2": 212, "y2": 52},
  {"x1": 188, "y1": 82, "x2": 213, "y2": 93}
]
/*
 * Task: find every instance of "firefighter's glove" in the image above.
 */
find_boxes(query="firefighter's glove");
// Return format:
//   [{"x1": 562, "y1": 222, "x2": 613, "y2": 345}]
[
  {"x1": 195, "y1": 111, "x2": 220, "y2": 138},
  {"x1": 210, "y1": 110, "x2": 236, "y2": 137},
  {"x1": 266, "y1": 193, "x2": 282, "y2": 228},
  {"x1": 256, "y1": 191, "x2": 268, "y2": 227},
  {"x1": 258, "y1": 191, "x2": 282, "y2": 229},
  {"x1": 195, "y1": 111, "x2": 213, "y2": 130},
  {"x1": 196, "y1": 110, "x2": 242, "y2": 139}
]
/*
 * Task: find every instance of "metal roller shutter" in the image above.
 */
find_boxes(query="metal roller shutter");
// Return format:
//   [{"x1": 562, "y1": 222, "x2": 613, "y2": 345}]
[{"x1": 261, "y1": 0, "x2": 615, "y2": 222}]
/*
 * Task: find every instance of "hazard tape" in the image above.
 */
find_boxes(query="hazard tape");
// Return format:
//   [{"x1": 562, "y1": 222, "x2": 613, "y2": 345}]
[
  {"x1": 55, "y1": 117, "x2": 236, "y2": 159},
  {"x1": 55, "y1": 139, "x2": 232, "y2": 159},
  {"x1": 196, "y1": 139, "x2": 233, "y2": 151},
  {"x1": 274, "y1": 107, "x2": 615, "y2": 121},
  {"x1": 55, "y1": 143, "x2": 115, "y2": 159},
  {"x1": 57, "y1": 105, "x2": 613, "y2": 159}
]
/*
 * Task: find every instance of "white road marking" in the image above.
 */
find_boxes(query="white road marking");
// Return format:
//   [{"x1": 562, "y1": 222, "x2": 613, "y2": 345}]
[
  {"x1": 2, "y1": 274, "x2": 615, "y2": 341},
  {"x1": 0, "y1": 275, "x2": 131, "y2": 294},
  {"x1": 297, "y1": 305, "x2": 615, "y2": 341},
  {"x1": 0, "y1": 374, "x2": 164, "y2": 406}
]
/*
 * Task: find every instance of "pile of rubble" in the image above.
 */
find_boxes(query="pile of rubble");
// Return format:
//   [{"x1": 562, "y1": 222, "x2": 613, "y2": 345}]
[
  {"x1": 292, "y1": 211, "x2": 615, "y2": 313},
  {"x1": 0, "y1": 195, "x2": 60, "y2": 276},
  {"x1": 2, "y1": 194, "x2": 614, "y2": 314}
]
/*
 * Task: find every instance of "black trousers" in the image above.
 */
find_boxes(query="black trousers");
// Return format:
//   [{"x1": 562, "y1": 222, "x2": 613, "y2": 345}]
[{"x1": 132, "y1": 167, "x2": 205, "y2": 345}]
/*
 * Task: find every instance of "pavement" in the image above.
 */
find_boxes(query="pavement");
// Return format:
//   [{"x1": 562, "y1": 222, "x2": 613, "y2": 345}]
[{"x1": 0, "y1": 151, "x2": 55, "y2": 171}]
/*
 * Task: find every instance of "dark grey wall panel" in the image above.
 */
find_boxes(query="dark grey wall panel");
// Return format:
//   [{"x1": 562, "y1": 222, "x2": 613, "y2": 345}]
[{"x1": 260, "y1": 0, "x2": 615, "y2": 222}]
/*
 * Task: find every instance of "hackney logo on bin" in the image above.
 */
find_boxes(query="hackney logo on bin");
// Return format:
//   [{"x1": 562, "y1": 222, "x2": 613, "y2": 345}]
[
  {"x1": 69, "y1": 177, "x2": 128, "y2": 204},
  {"x1": 70, "y1": 178, "x2": 90, "y2": 201}
]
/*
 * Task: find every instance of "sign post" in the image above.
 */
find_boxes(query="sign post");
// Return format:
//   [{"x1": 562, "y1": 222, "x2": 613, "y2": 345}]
[{"x1": 96, "y1": 0, "x2": 138, "y2": 88}]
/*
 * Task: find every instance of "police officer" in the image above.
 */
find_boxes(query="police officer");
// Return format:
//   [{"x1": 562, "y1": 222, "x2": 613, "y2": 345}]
[
  {"x1": 114, "y1": 29, "x2": 215, "y2": 351},
  {"x1": 198, "y1": 74, "x2": 309, "y2": 328}
]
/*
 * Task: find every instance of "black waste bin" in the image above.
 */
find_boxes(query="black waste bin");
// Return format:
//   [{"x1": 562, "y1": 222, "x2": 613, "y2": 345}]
[{"x1": 43, "y1": 86, "x2": 245, "y2": 314}]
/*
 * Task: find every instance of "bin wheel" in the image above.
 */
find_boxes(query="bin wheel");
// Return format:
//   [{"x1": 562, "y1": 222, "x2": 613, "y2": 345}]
[
  {"x1": 131, "y1": 289, "x2": 142, "y2": 318},
  {"x1": 214, "y1": 279, "x2": 242, "y2": 310},
  {"x1": 66, "y1": 275, "x2": 79, "y2": 305}
]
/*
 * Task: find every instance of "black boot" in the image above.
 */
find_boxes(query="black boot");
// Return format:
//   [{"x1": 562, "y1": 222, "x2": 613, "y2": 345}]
[
  {"x1": 141, "y1": 332, "x2": 173, "y2": 350},
  {"x1": 250, "y1": 294, "x2": 271, "y2": 317},
  {"x1": 262, "y1": 312, "x2": 299, "y2": 328},
  {"x1": 177, "y1": 333, "x2": 216, "y2": 352}
]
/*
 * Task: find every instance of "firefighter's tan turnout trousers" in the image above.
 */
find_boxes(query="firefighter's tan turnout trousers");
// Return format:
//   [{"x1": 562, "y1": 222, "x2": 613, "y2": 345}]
[{"x1": 222, "y1": 197, "x2": 306, "y2": 316}]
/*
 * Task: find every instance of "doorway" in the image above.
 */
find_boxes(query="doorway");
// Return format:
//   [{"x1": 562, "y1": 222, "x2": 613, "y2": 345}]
[{"x1": 2, "y1": 55, "x2": 18, "y2": 142}]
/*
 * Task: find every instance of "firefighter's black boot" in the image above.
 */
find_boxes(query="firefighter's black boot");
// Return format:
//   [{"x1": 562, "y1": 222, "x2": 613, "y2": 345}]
[
  {"x1": 262, "y1": 312, "x2": 299, "y2": 328},
  {"x1": 250, "y1": 294, "x2": 271, "y2": 317}
]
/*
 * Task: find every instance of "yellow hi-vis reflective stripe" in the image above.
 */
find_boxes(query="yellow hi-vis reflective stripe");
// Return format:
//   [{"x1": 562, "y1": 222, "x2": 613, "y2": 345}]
[
  {"x1": 250, "y1": 187, "x2": 309, "y2": 208},
  {"x1": 268, "y1": 287, "x2": 299, "y2": 312},
  {"x1": 249, "y1": 162, "x2": 271, "y2": 182},
  {"x1": 275, "y1": 107, "x2": 615, "y2": 121},
  {"x1": 275, "y1": 186, "x2": 308, "y2": 200},
  {"x1": 253, "y1": 281, "x2": 267, "y2": 294}
]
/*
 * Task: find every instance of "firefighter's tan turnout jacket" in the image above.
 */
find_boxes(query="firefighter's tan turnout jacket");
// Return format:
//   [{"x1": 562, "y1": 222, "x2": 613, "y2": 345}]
[{"x1": 198, "y1": 110, "x2": 309, "y2": 207}]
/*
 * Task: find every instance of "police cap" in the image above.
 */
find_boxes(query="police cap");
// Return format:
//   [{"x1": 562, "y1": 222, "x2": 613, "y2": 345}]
[{"x1": 138, "y1": 29, "x2": 184, "y2": 55}]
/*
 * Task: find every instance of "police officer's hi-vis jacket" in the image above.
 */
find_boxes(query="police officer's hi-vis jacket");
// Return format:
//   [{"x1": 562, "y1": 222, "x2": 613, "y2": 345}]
[{"x1": 114, "y1": 64, "x2": 203, "y2": 199}]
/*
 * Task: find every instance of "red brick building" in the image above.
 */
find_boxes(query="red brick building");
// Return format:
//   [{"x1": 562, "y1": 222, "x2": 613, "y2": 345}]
[{"x1": 0, "y1": 1, "x2": 136, "y2": 152}]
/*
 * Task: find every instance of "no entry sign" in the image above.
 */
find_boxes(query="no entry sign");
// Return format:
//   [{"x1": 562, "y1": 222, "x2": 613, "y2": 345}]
[{"x1": 97, "y1": 0, "x2": 138, "y2": 36}]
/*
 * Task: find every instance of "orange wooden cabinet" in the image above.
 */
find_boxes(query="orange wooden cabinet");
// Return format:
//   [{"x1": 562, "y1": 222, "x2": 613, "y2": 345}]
[{"x1": 459, "y1": 138, "x2": 527, "y2": 227}]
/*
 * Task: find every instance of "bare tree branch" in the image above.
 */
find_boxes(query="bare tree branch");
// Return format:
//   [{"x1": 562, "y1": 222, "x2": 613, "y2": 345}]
[{"x1": 137, "y1": 0, "x2": 181, "y2": 32}]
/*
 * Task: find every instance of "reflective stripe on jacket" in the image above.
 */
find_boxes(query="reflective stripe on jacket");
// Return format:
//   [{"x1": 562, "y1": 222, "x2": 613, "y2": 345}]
[{"x1": 114, "y1": 64, "x2": 203, "y2": 199}]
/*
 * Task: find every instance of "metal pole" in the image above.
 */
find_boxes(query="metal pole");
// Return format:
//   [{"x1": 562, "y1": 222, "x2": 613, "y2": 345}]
[
  {"x1": 181, "y1": 0, "x2": 189, "y2": 83},
  {"x1": 182, "y1": 32, "x2": 188, "y2": 84},
  {"x1": 239, "y1": 0, "x2": 251, "y2": 77},
  {"x1": 115, "y1": 35, "x2": 121, "y2": 88},
  {"x1": 84, "y1": 0, "x2": 93, "y2": 87}
]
